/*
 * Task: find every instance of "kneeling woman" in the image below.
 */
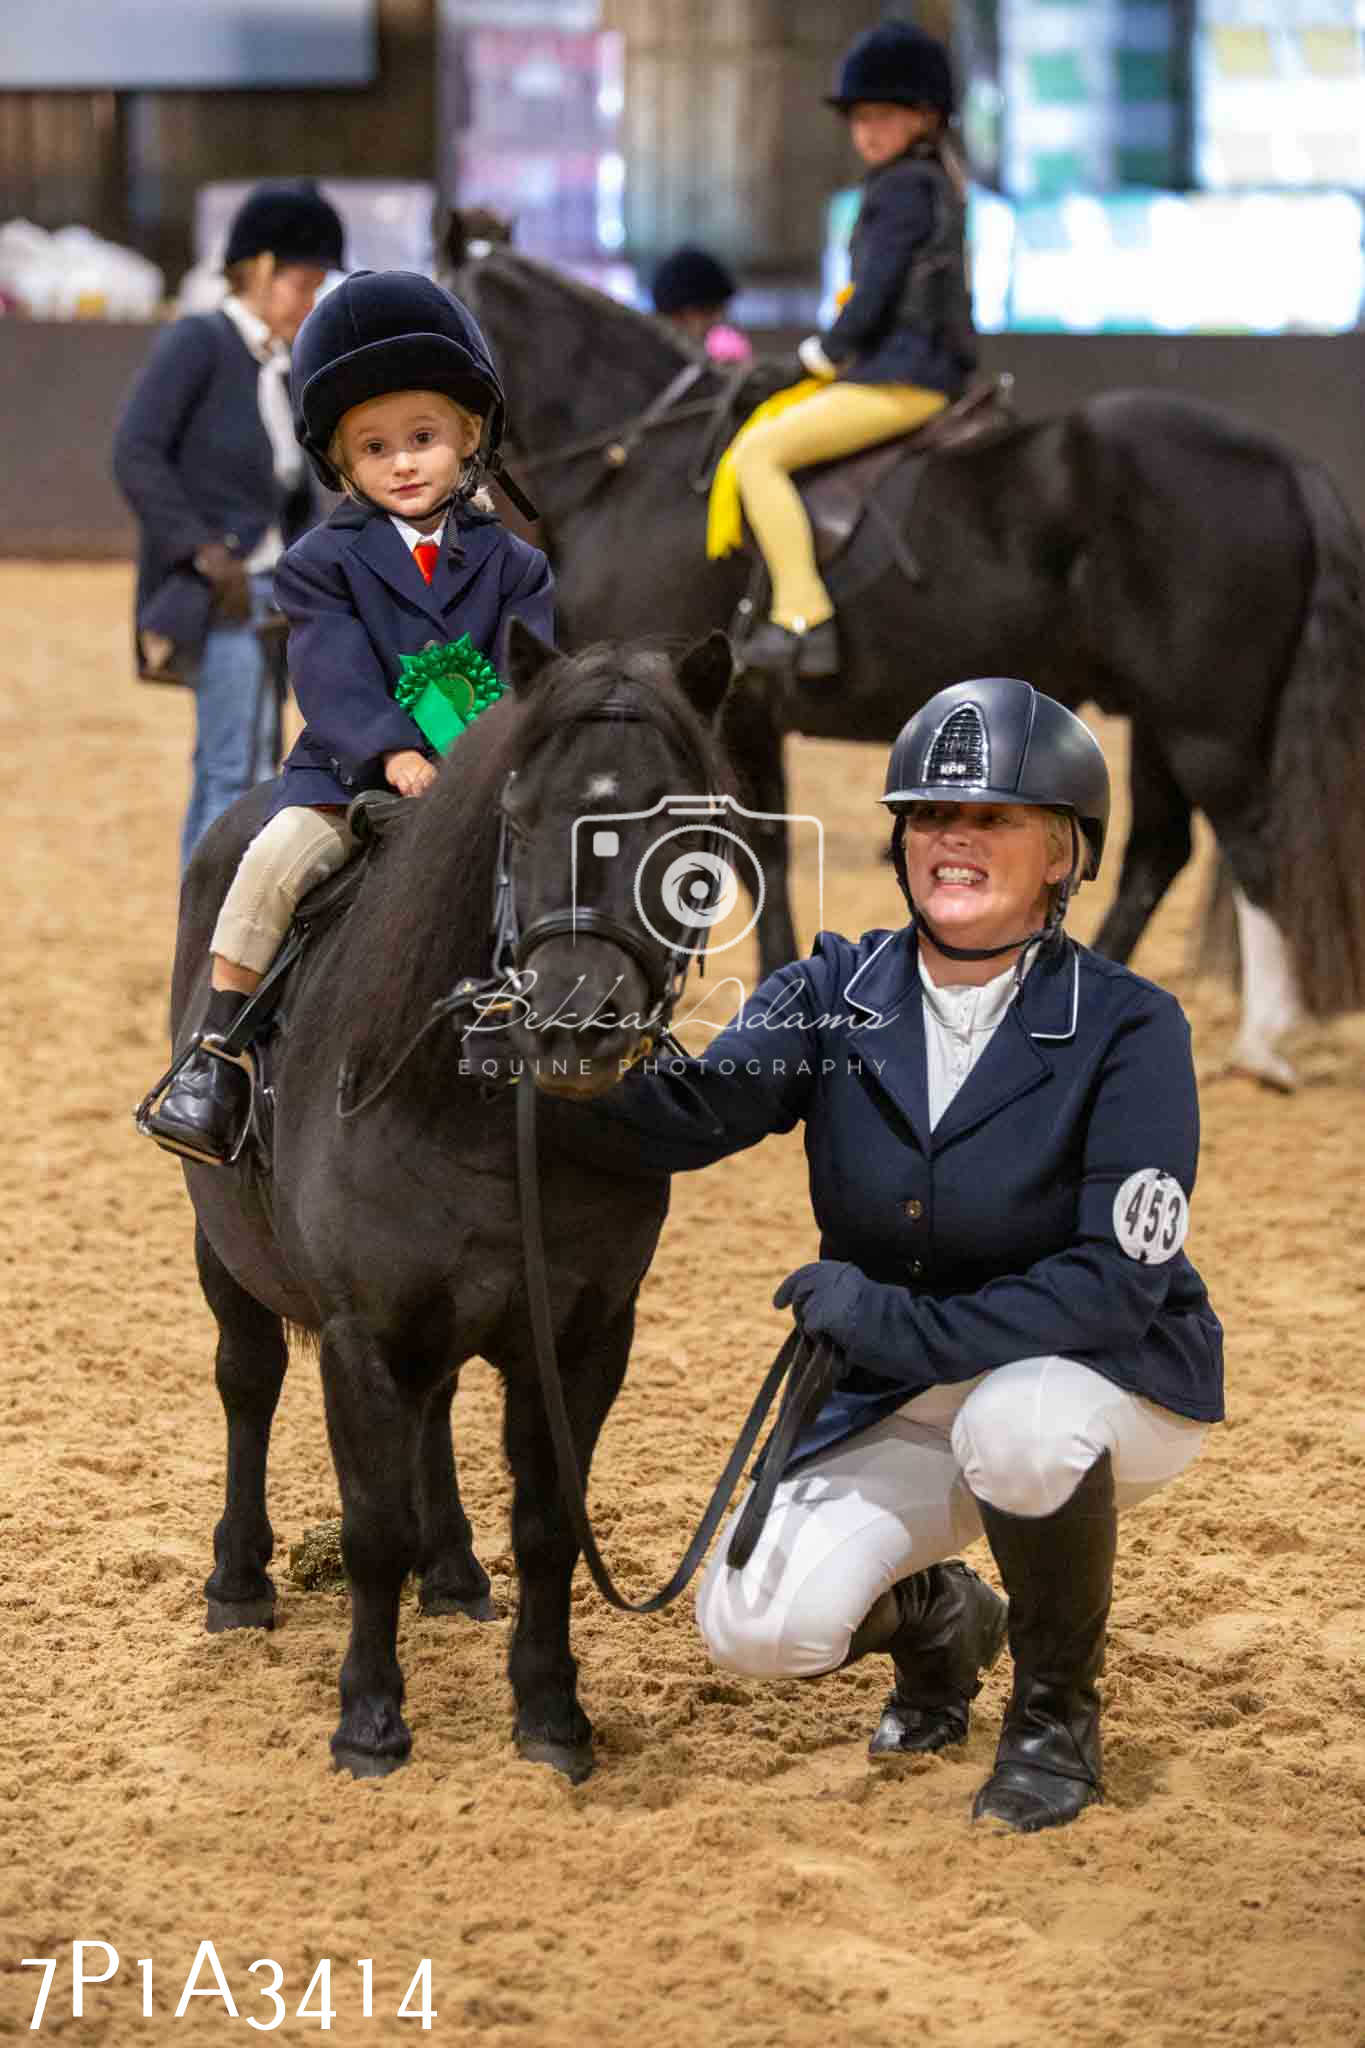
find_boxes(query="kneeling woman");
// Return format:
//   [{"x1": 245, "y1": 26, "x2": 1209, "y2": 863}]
[{"x1": 577, "y1": 679, "x2": 1223, "y2": 1831}]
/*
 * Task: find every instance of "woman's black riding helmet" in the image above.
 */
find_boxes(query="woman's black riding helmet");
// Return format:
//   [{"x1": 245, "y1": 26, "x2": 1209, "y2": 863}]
[
  {"x1": 291, "y1": 268, "x2": 506, "y2": 491},
  {"x1": 881, "y1": 678, "x2": 1110, "y2": 959}
]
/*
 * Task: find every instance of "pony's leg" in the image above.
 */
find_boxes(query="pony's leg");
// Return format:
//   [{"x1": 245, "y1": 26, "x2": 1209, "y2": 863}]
[
  {"x1": 1090, "y1": 726, "x2": 1193, "y2": 964},
  {"x1": 502, "y1": 1311, "x2": 633, "y2": 1783},
  {"x1": 722, "y1": 675, "x2": 798, "y2": 977},
  {"x1": 416, "y1": 1376, "x2": 495, "y2": 1621},
  {"x1": 1225, "y1": 886, "x2": 1303, "y2": 1091},
  {"x1": 319, "y1": 1314, "x2": 422, "y2": 1777},
  {"x1": 196, "y1": 1224, "x2": 288, "y2": 1633}
]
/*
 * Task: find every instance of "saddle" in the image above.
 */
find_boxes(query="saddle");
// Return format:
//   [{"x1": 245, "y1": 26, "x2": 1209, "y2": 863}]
[
  {"x1": 135, "y1": 792, "x2": 407, "y2": 1168},
  {"x1": 800, "y1": 374, "x2": 1015, "y2": 570}
]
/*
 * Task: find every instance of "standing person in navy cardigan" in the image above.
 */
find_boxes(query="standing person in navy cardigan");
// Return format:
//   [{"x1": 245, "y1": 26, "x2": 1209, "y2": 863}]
[
  {"x1": 113, "y1": 182, "x2": 345, "y2": 869},
  {"x1": 143, "y1": 271, "x2": 553, "y2": 1165},
  {"x1": 568, "y1": 680, "x2": 1222, "y2": 1834}
]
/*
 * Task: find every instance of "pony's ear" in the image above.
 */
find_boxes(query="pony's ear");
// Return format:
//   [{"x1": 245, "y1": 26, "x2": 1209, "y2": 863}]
[
  {"x1": 676, "y1": 631, "x2": 735, "y2": 724},
  {"x1": 504, "y1": 617, "x2": 560, "y2": 695}
]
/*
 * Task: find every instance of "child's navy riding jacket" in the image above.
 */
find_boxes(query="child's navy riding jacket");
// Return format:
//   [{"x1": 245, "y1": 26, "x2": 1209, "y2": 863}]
[
  {"x1": 271, "y1": 496, "x2": 553, "y2": 810},
  {"x1": 822, "y1": 145, "x2": 976, "y2": 394},
  {"x1": 567, "y1": 926, "x2": 1223, "y2": 1469}
]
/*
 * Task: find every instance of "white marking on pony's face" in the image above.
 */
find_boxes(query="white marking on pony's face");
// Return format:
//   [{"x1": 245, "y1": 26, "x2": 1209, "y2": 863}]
[{"x1": 585, "y1": 773, "x2": 619, "y2": 803}]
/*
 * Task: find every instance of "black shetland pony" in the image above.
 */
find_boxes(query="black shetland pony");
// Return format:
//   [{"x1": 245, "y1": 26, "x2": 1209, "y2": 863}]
[
  {"x1": 173, "y1": 628, "x2": 732, "y2": 1781},
  {"x1": 452, "y1": 233, "x2": 1365, "y2": 1087}
]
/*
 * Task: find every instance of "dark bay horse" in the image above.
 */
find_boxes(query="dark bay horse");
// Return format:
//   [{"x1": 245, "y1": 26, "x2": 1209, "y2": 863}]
[
  {"x1": 454, "y1": 237, "x2": 1365, "y2": 1087},
  {"x1": 173, "y1": 628, "x2": 732, "y2": 1781}
]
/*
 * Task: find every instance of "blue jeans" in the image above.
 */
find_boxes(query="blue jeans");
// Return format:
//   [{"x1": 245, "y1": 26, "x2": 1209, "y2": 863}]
[{"x1": 180, "y1": 571, "x2": 282, "y2": 873}]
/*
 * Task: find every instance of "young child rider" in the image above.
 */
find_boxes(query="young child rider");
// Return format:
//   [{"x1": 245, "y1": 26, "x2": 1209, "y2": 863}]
[
  {"x1": 145, "y1": 269, "x2": 553, "y2": 1164},
  {"x1": 737, "y1": 19, "x2": 977, "y2": 683}
]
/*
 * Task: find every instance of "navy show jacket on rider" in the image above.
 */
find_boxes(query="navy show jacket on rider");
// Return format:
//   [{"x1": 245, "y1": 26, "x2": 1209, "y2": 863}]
[
  {"x1": 270, "y1": 495, "x2": 554, "y2": 810},
  {"x1": 565, "y1": 926, "x2": 1224, "y2": 1470}
]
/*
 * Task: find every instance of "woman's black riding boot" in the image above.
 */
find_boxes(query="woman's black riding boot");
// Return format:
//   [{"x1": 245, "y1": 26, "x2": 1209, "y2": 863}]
[
  {"x1": 971, "y1": 1450, "x2": 1117, "y2": 1832},
  {"x1": 851, "y1": 1562, "x2": 1008, "y2": 1758},
  {"x1": 147, "y1": 988, "x2": 251, "y2": 1165}
]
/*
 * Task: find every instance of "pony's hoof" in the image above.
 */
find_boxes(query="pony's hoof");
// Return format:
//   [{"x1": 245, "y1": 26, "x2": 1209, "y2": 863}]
[
  {"x1": 331, "y1": 1744, "x2": 409, "y2": 1781},
  {"x1": 419, "y1": 1588, "x2": 499, "y2": 1621},
  {"x1": 205, "y1": 1594, "x2": 276, "y2": 1633},
  {"x1": 517, "y1": 1733, "x2": 595, "y2": 1784}
]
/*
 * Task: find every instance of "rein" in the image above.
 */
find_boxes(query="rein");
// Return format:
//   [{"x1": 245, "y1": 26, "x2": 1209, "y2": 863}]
[
  {"x1": 516, "y1": 1076, "x2": 843, "y2": 1611},
  {"x1": 337, "y1": 686, "x2": 842, "y2": 1603},
  {"x1": 509, "y1": 359, "x2": 752, "y2": 521}
]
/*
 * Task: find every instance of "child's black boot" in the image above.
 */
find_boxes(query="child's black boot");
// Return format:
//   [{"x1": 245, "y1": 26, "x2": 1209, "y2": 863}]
[{"x1": 145, "y1": 988, "x2": 252, "y2": 1165}]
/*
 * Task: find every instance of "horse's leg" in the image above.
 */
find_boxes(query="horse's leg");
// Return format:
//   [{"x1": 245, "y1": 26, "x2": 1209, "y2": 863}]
[
  {"x1": 1089, "y1": 724, "x2": 1193, "y2": 964},
  {"x1": 319, "y1": 1313, "x2": 422, "y2": 1777},
  {"x1": 416, "y1": 1376, "x2": 495, "y2": 1621},
  {"x1": 196, "y1": 1223, "x2": 288, "y2": 1633},
  {"x1": 1166, "y1": 754, "x2": 1304, "y2": 1089},
  {"x1": 1225, "y1": 885, "x2": 1303, "y2": 1091},
  {"x1": 502, "y1": 1310, "x2": 633, "y2": 1783},
  {"x1": 722, "y1": 675, "x2": 798, "y2": 977}
]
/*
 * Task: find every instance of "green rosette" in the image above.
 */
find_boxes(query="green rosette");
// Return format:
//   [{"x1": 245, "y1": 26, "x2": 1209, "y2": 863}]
[{"x1": 394, "y1": 633, "x2": 505, "y2": 755}]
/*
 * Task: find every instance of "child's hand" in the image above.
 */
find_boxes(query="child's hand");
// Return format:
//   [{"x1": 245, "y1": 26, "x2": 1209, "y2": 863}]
[{"x1": 384, "y1": 749, "x2": 438, "y2": 797}]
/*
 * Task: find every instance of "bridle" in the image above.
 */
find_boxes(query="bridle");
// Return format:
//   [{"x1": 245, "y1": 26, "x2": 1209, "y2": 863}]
[
  {"x1": 337, "y1": 692, "x2": 709, "y2": 1113},
  {"x1": 503, "y1": 357, "x2": 751, "y2": 527},
  {"x1": 456, "y1": 246, "x2": 753, "y2": 524},
  {"x1": 488, "y1": 699, "x2": 698, "y2": 1062}
]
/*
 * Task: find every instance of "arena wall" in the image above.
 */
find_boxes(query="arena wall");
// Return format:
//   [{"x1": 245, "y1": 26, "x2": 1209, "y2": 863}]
[{"x1": 3, "y1": 322, "x2": 1363, "y2": 559}]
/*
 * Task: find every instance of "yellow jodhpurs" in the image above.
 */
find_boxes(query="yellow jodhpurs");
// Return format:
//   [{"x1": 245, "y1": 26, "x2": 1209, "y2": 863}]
[
  {"x1": 731, "y1": 381, "x2": 949, "y2": 630},
  {"x1": 211, "y1": 806, "x2": 355, "y2": 975}
]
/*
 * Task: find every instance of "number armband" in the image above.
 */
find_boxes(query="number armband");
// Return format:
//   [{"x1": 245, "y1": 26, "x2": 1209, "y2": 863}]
[{"x1": 1112, "y1": 1168, "x2": 1189, "y2": 1264}]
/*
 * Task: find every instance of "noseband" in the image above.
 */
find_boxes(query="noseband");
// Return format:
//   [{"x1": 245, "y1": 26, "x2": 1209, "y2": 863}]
[{"x1": 490, "y1": 694, "x2": 711, "y2": 1050}]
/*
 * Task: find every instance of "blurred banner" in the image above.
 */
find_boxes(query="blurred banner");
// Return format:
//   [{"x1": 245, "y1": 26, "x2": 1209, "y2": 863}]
[
  {"x1": 1196, "y1": 0, "x2": 1363, "y2": 189},
  {"x1": 824, "y1": 183, "x2": 1365, "y2": 336},
  {"x1": 0, "y1": 0, "x2": 376, "y2": 89}
]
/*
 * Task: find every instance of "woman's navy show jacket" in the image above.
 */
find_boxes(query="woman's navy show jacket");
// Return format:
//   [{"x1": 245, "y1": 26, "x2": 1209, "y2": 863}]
[
  {"x1": 271, "y1": 496, "x2": 553, "y2": 810},
  {"x1": 569, "y1": 927, "x2": 1224, "y2": 1468}
]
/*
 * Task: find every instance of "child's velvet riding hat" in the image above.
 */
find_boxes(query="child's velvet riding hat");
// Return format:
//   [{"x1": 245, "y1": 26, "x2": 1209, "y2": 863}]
[{"x1": 291, "y1": 269, "x2": 506, "y2": 489}]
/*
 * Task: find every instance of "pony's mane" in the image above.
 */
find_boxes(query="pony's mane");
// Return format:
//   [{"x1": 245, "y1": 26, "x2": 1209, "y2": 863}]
[
  {"x1": 481, "y1": 246, "x2": 695, "y2": 373},
  {"x1": 337, "y1": 643, "x2": 727, "y2": 1092}
]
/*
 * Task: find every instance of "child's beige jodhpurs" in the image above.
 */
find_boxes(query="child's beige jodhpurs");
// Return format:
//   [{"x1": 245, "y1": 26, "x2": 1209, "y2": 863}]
[{"x1": 211, "y1": 806, "x2": 356, "y2": 975}]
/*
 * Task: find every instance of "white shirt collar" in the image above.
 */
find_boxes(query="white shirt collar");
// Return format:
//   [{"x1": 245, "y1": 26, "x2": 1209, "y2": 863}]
[
  {"x1": 918, "y1": 944, "x2": 1035, "y2": 1035},
  {"x1": 389, "y1": 513, "x2": 447, "y2": 553},
  {"x1": 222, "y1": 293, "x2": 284, "y2": 365}
]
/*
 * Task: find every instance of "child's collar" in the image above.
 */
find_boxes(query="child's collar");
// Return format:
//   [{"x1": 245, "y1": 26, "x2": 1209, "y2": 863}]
[{"x1": 327, "y1": 495, "x2": 497, "y2": 533}]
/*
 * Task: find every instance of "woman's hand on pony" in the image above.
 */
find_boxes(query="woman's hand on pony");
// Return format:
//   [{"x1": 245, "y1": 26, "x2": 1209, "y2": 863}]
[{"x1": 384, "y1": 748, "x2": 438, "y2": 797}]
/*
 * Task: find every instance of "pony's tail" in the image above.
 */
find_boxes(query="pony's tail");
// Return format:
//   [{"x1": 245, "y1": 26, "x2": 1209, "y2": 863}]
[{"x1": 1268, "y1": 460, "x2": 1365, "y2": 1015}]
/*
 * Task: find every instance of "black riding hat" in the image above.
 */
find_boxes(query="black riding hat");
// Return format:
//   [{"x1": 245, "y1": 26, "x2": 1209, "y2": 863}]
[
  {"x1": 224, "y1": 180, "x2": 345, "y2": 272},
  {"x1": 881, "y1": 678, "x2": 1109, "y2": 880},
  {"x1": 826, "y1": 19, "x2": 956, "y2": 118},
  {"x1": 291, "y1": 269, "x2": 506, "y2": 490},
  {"x1": 651, "y1": 245, "x2": 737, "y2": 316}
]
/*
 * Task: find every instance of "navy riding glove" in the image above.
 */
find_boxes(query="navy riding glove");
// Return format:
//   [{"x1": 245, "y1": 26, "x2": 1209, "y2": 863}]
[{"x1": 773, "y1": 1260, "x2": 865, "y2": 1354}]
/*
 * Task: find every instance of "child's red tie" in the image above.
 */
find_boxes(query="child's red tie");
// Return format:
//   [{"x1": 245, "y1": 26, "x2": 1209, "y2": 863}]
[{"x1": 413, "y1": 539, "x2": 439, "y2": 585}]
